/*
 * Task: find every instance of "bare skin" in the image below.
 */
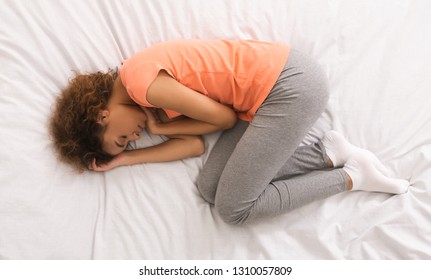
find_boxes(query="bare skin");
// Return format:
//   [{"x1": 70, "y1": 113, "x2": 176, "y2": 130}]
[
  {"x1": 145, "y1": 70, "x2": 237, "y2": 136},
  {"x1": 90, "y1": 74, "x2": 215, "y2": 171},
  {"x1": 327, "y1": 156, "x2": 353, "y2": 190},
  {"x1": 92, "y1": 69, "x2": 354, "y2": 194}
]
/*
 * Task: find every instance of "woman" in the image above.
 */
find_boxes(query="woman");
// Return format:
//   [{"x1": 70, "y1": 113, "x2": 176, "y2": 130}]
[{"x1": 50, "y1": 39, "x2": 409, "y2": 225}]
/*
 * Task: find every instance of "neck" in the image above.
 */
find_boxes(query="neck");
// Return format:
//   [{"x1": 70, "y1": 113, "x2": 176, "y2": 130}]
[{"x1": 109, "y1": 76, "x2": 136, "y2": 106}]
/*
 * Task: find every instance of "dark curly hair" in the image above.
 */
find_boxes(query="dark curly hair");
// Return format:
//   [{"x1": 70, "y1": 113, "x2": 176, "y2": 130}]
[{"x1": 49, "y1": 70, "x2": 117, "y2": 171}]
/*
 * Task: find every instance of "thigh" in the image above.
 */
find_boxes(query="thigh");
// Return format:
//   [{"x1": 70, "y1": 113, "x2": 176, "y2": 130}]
[
  {"x1": 215, "y1": 49, "x2": 329, "y2": 213},
  {"x1": 196, "y1": 120, "x2": 249, "y2": 203}
]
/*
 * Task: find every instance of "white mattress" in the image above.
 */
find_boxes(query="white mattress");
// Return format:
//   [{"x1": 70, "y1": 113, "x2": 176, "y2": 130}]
[{"x1": 1, "y1": 0, "x2": 430, "y2": 259}]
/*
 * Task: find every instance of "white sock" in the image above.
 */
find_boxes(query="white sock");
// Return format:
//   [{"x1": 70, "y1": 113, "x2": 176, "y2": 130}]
[
  {"x1": 322, "y1": 130, "x2": 390, "y2": 176},
  {"x1": 322, "y1": 130, "x2": 360, "y2": 167},
  {"x1": 343, "y1": 152, "x2": 409, "y2": 194}
]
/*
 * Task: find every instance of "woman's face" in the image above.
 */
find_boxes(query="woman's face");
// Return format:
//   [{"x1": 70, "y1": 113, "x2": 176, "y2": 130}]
[{"x1": 99, "y1": 104, "x2": 147, "y2": 156}]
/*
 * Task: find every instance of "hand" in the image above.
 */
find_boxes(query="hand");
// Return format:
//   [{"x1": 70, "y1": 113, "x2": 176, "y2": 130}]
[
  {"x1": 89, "y1": 153, "x2": 126, "y2": 172},
  {"x1": 141, "y1": 107, "x2": 162, "y2": 135},
  {"x1": 154, "y1": 108, "x2": 174, "y2": 123}
]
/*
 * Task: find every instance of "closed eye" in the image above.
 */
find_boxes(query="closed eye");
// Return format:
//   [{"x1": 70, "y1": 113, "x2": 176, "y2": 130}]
[
  {"x1": 115, "y1": 136, "x2": 127, "y2": 148},
  {"x1": 114, "y1": 141, "x2": 126, "y2": 148}
]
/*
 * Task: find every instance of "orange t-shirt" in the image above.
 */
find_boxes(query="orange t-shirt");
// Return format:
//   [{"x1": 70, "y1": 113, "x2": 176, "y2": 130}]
[{"x1": 120, "y1": 40, "x2": 290, "y2": 121}]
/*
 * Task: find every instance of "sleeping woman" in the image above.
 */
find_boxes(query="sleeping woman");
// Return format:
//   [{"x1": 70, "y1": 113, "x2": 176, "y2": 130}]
[{"x1": 49, "y1": 39, "x2": 409, "y2": 225}]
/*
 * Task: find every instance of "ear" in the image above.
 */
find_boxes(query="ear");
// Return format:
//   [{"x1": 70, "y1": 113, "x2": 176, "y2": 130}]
[{"x1": 97, "y1": 110, "x2": 110, "y2": 125}]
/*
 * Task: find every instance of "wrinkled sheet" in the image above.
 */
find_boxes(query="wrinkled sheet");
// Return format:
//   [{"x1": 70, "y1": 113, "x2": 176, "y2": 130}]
[{"x1": 1, "y1": 0, "x2": 430, "y2": 259}]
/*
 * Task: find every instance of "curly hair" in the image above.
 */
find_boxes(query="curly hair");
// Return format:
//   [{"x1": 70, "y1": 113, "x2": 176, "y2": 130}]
[{"x1": 49, "y1": 70, "x2": 117, "y2": 171}]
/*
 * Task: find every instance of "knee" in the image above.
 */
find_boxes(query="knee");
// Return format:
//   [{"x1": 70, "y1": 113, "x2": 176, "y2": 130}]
[
  {"x1": 196, "y1": 174, "x2": 216, "y2": 204},
  {"x1": 215, "y1": 196, "x2": 252, "y2": 225}
]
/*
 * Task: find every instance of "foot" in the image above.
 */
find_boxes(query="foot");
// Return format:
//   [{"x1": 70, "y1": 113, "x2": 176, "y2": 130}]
[
  {"x1": 322, "y1": 130, "x2": 360, "y2": 167},
  {"x1": 322, "y1": 130, "x2": 390, "y2": 176},
  {"x1": 343, "y1": 152, "x2": 409, "y2": 194}
]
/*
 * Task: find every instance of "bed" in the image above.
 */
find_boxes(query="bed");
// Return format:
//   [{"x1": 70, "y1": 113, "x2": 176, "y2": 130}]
[{"x1": 1, "y1": 0, "x2": 430, "y2": 260}]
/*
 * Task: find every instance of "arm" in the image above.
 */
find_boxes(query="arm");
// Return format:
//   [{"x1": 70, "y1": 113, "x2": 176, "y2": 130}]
[
  {"x1": 145, "y1": 71, "x2": 237, "y2": 136},
  {"x1": 91, "y1": 135, "x2": 205, "y2": 172},
  {"x1": 124, "y1": 134, "x2": 205, "y2": 165}
]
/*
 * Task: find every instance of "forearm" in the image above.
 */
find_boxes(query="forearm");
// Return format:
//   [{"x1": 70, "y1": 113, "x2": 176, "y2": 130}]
[
  {"x1": 152, "y1": 118, "x2": 232, "y2": 136},
  {"x1": 122, "y1": 135, "x2": 205, "y2": 166}
]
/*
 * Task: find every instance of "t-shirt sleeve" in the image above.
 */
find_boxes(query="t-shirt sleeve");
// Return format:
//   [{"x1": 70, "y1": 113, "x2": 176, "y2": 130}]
[
  {"x1": 163, "y1": 109, "x2": 182, "y2": 119},
  {"x1": 120, "y1": 62, "x2": 182, "y2": 119},
  {"x1": 120, "y1": 62, "x2": 160, "y2": 107}
]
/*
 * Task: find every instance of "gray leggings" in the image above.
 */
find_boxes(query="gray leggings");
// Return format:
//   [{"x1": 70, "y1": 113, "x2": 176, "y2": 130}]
[{"x1": 196, "y1": 50, "x2": 349, "y2": 225}]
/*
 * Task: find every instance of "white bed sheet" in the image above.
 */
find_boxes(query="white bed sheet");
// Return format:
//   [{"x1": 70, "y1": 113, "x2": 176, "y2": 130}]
[{"x1": 1, "y1": 0, "x2": 431, "y2": 259}]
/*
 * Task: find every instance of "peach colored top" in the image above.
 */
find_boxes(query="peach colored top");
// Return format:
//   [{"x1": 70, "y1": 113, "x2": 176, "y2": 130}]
[{"x1": 120, "y1": 40, "x2": 290, "y2": 121}]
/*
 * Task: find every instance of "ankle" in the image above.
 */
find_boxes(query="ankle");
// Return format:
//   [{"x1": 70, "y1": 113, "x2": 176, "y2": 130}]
[
  {"x1": 326, "y1": 156, "x2": 334, "y2": 168},
  {"x1": 343, "y1": 153, "x2": 409, "y2": 194},
  {"x1": 346, "y1": 172, "x2": 353, "y2": 190}
]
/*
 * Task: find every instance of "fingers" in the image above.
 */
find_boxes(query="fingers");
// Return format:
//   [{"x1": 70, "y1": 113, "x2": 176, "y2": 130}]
[
  {"x1": 89, "y1": 158, "x2": 106, "y2": 172},
  {"x1": 89, "y1": 158, "x2": 99, "y2": 171},
  {"x1": 88, "y1": 158, "x2": 95, "y2": 170},
  {"x1": 141, "y1": 107, "x2": 162, "y2": 135},
  {"x1": 89, "y1": 156, "x2": 122, "y2": 172},
  {"x1": 141, "y1": 107, "x2": 156, "y2": 121}
]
